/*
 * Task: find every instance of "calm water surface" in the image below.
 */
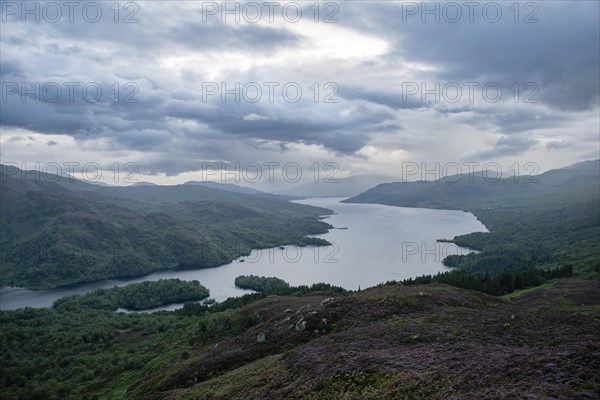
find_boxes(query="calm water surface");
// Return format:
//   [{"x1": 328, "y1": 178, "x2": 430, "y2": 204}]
[{"x1": 0, "y1": 198, "x2": 487, "y2": 310}]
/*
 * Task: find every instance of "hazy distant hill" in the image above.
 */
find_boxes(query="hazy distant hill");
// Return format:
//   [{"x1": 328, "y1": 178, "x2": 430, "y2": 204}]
[
  {"x1": 184, "y1": 180, "x2": 292, "y2": 200},
  {"x1": 184, "y1": 181, "x2": 264, "y2": 195},
  {"x1": 278, "y1": 175, "x2": 393, "y2": 198},
  {"x1": 345, "y1": 160, "x2": 600, "y2": 277},
  {"x1": 345, "y1": 161, "x2": 600, "y2": 210},
  {"x1": 0, "y1": 165, "x2": 332, "y2": 289},
  {"x1": 130, "y1": 181, "x2": 158, "y2": 187}
]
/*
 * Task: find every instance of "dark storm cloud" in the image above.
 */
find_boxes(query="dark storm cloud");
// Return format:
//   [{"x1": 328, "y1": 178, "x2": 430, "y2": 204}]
[
  {"x1": 320, "y1": 132, "x2": 370, "y2": 154},
  {"x1": 339, "y1": 86, "x2": 424, "y2": 110},
  {"x1": 1, "y1": 100, "x2": 91, "y2": 135},
  {"x1": 348, "y1": 1, "x2": 600, "y2": 112},
  {"x1": 463, "y1": 108, "x2": 574, "y2": 135},
  {"x1": 546, "y1": 140, "x2": 573, "y2": 150},
  {"x1": 167, "y1": 99, "x2": 395, "y2": 154},
  {"x1": 138, "y1": 157, "x2": 217, "y2": 177},
  {"x1": 0, "y1": 74, "x2": 392, "y2": 157},
  {"x1": 0, "y1": 58, "x2": 23, "y2": 77},
  {"x1": 168, "y1": 22, "x2": 300, "y2": 52},
  {"x1": 466, "y1": 135, "x2": 539, "y2": 159},
  {"x1": 1, "y1": 73, "x2": 191, "y2": 134},
  {"x1": 108, "y1": 129, "x2": 173, "y2": 150},
  {"x1": 0, "y1": 3, "x2": 298, "y2": 55}
]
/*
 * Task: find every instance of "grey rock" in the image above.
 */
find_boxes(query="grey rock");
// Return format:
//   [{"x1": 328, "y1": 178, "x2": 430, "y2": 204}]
[
  {"x1": 321, "y1": 298, "x2": 334, "y2": 306},
  {"x1": 295, "y1": 320, "x2": 307, "y2": 331}
]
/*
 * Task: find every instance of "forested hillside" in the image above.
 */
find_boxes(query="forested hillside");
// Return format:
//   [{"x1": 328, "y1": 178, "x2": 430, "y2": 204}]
[
  {"x1": 0, "y1": 165, "x2": 332, "y2": 289},
  {"x1": 345, "y1": 160, "x2": 600, "y2": 277}
]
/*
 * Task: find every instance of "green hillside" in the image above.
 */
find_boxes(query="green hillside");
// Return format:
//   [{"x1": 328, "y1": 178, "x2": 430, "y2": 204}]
[
  {"x1": 0, "y1": 166, "x2": 332, "y2": 289},
  {"x1": 344, "y1": 160, "x2": 600, "y2": 277}
]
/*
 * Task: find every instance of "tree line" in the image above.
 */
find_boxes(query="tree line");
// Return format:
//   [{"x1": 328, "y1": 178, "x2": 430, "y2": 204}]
[{"x1": 385, "y1": 264, "x2": 573, "y2": 296}]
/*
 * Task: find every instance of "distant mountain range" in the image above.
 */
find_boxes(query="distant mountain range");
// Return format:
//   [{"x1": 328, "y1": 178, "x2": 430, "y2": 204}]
[
  {"x1": 130, "y1": 181, "x2": 157, "y2": 187},
  {"x1": 0, "y1": 165, "x2": 332, "y2": 289},
  {"x1": 128, "y1": 175, "x2": 395, "y2": 199},
  {"x1": 183, "y1": 180, "x2": 291, "y2": 200},
  {"x1": 184, "y1": 180, "x2": 265, "y2": 195},
  {"x1": 344, "y1": 160, "x2": 600, "y2": 210},
  {"x1": 277, "y1": 175, "x2": 394, "y2": 198}
]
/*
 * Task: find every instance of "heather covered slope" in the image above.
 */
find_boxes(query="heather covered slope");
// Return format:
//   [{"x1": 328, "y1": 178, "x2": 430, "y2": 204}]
[
  {"x1": 1, "y1": 279, "x2": 597, "y2": 399},
  {"x1": 139, "y1": 280, "x2": 599, "y2": 400},
  {"x1": 0, "y1": 165, "x2": 332, "y2": 289}
]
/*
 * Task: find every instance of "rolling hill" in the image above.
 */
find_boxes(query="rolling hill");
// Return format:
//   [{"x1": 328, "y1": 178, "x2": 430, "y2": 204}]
[{"x1": 0, "y1": 165, "x2": 333, "y2": 289}]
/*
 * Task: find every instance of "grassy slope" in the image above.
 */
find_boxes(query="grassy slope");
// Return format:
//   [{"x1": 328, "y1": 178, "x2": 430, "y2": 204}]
[
  {"x1": 0, "y1": 166, "x2": 332, "y2": 289},
  {"x1": 1, "y1": 279, "x2": 597, "y2": 399},
  {"x1": 500, "y1": 282, "x2": 553, "y2": 300}
]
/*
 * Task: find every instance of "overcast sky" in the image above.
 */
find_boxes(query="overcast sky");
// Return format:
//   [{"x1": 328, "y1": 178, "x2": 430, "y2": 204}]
[{"x1": 1, "y1": 1, "x2": 598, "y2": 188}]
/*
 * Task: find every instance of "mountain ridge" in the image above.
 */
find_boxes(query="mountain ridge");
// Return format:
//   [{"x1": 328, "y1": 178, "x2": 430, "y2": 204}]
[
  {"x1": 0, "y1": 165, "x2": 333, "y2": 289},
  {"x1": 278, "y1": 174, "x2": 394, "y2": 198}
]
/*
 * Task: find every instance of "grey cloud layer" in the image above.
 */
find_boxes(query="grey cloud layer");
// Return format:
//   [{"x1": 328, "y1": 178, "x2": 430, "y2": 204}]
[{"x1": 1, "y1": 1, "x2": 598, "y2": 175}]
